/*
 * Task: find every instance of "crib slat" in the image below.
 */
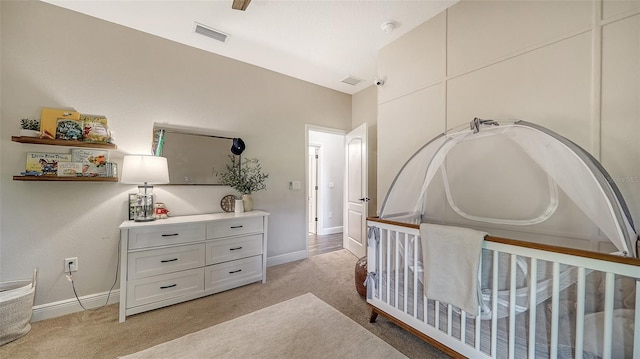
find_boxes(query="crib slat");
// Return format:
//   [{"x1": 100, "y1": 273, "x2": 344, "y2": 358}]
[
  {"x1": 461, "y1": 311, "x2": 466, "y2": 344},
  {"x1": 528, "y1": 258, "x2": 538, "y2": 359},
  {"x1": 602, "y1": 272, "x2": 615, "y2": 359},
  {"x1": 384, "y1": 231, "x2": 391, "y2": 304},
  {"x1": 574, "y1": 267, "x2": 586, "y2": 359},
  {"x1": 424, "y1": 289, "x2": 428, "y2": 326},
  {"x1": 412, "y1": 234, "x2": 418, "y2": 319},
  {"x1": 491, "y1": 251, "x2": 498, "y2": 357},
  {"x1": 404, "y1": 233, "x2": 409, "y2": 314},
  {"x1": 385, "y1": 230, "x2": 390, "y2": 303},
  {"x1": 634, "y1": 280, "x2": 640, "y2": 359},
  {"x1": 447, "y1": 304, "x2": 452, "y2": 335},
  {"x1": 550, "y1": 262, "x2": 560, "y2": 359},
  {"x1": 395, "y1": 232, "x2": 400, "y2": 308},
  {"x1": 435, "y1": 300, "x2": 440, "y2": 331},
  {"x1": 475, "y1": 311, "x2": 481, "y2": 351},
  {"x1": 508, "y1": 254, "x2": 517, "y2": 359}
]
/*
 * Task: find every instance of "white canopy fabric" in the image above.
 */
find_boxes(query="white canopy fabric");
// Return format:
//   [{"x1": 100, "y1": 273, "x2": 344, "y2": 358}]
[{"x1": 380, "y1": 119, "x2": 637, "y2": 257}]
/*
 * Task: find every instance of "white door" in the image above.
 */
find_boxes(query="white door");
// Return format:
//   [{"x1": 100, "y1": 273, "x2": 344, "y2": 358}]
[
  {"x1": 344, "y1": 123, "x2": 368, "y2": 258},
  {"x1": 308, "y1": 146, "x2": 319, "y2": 234}
]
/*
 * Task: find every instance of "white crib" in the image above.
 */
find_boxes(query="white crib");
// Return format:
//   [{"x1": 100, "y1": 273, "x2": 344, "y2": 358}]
[{"x1": 367, "y1": 218, "x2": 640, "y2": 359}]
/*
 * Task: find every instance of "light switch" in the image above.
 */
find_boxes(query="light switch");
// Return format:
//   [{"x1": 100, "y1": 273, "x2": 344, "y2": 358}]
[
  {"x1": 328, "y1": 181, "x2": 334, "y2": 188},
  {"x1": 292, "y1": 181, "x2": 301, "y2": 190}
]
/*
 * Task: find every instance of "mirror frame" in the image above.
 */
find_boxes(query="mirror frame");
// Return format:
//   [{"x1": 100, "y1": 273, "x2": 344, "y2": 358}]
[{"x1": 152, "y1": 123, "x2": 235, "y2": 185}]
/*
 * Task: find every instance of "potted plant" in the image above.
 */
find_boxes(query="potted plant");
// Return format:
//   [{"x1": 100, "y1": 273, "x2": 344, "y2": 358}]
[
  {"x1": 19, "y1": 118, "x2": 40, "y2": 137},
  {"x1": 217, "y1": 156, "x2": 269, "y2": 211}
]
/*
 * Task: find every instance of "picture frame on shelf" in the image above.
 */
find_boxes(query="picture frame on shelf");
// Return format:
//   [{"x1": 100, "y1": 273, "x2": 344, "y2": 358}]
[{"x1": 128, "y1": 193, "x2": 136, "y2": 220}]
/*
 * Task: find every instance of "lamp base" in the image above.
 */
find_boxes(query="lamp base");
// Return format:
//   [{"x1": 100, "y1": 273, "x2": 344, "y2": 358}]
[
  {"x1": 134, "y1": 216, "x2": 156, "y2": 222},
  {"x1": 133, "y1": 185, "x2": 156, "y2": 222}
]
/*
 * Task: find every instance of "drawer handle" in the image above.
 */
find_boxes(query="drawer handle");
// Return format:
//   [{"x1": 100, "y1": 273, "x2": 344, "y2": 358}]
[
  {"x1": 160, "y1": 284, "x2": 177, "y2": 289},
  {"x1": 161, "y1": 258, "x2": 178, "y2": 263},
  {"x1": 230, "y1": 225, "x2": 244, "y2": 229},
  {"x1": 229, "y1": 247, "x2": 243, "y2": 251},
  {"x1": 161, "y1": 233, "x2": 179, "y2": 237},
  {"x1": 229, "y1": 269, "x2": 242, "y2": 274}
]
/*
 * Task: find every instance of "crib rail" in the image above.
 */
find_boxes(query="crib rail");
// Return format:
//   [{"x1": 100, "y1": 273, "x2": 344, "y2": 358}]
[{"x1": 367, "y1": 218, "x2": 640, "y2": 359}]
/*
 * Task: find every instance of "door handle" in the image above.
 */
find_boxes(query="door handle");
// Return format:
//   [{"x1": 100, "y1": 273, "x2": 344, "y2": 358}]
[{"x1": 359, "y1": 197, "x2": 370, "y2": 202}]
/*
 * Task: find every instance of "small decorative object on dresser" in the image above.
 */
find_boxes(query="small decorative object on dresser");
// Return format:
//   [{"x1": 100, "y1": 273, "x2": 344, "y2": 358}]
[
  {"x1": 234, "y1": 199, "x2": 244, "y2": 214},
  {"x1": 217, "y1": 155, "x2": 268, "y2": 212},
  {"x1": 220, "y1": 195, "x2": 236, "y2": 213},
  {"x1": 153, "y1": 202, "x2": 170, "y2": 219}
]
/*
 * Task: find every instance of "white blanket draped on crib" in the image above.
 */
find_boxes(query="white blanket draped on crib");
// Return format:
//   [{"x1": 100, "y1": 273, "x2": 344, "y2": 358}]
[{"x1": 420, "y1": 223, "x2": 487, "y2": 316}]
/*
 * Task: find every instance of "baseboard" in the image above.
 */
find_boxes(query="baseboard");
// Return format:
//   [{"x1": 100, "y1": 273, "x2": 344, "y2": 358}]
[
  {"x1": 32, "y1": 289, "x2": 120, "y2": 322},
  {"x1": 266, "y1": 250, "x2": 307, "y2": 267},
  {"x1": 32, "y1": 252, "x2": 309, "y2": 322},
  {"x1": 318, "y1": 226, "x2": 343, "y2": 235}
]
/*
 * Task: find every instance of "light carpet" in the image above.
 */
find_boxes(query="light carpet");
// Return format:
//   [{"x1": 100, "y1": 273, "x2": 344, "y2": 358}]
[{"x1": 120, "y1": 293, "x2": 407, "y2": 358}]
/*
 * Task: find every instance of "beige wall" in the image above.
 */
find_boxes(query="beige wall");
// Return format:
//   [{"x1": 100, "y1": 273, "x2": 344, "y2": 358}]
[
  {"x1": 0, "y1": 1, "x2": 351, "y2": 309},
  {"x1": 377, "y1": 0, "x2": 640, "y2": 228}
]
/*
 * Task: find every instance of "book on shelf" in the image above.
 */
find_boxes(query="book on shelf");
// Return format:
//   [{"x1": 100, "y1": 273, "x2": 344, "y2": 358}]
[
  {"x1": 40, "y1": 107, "x2": 80, "y2": 139},
  {"x1": 80, "y1": 114, "x2": 110, "y2": 143},
  {"x1": 55, "y1": 119, "x2": 83, "y2": 140},
  {"x1": 25, "y1": 152, "x2": 72, "y2": 176},
  {"x1": 57, "y1": 162, "x2": 83, "y2": 177},
  {"x1": 71, "y1": 149, "x2": 109, "y2": 177}
]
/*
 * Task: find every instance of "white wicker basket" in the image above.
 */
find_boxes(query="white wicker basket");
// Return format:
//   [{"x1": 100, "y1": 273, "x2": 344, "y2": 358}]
[{"x1": 0, "y1": 269, "x2": 37, "y2": 346}]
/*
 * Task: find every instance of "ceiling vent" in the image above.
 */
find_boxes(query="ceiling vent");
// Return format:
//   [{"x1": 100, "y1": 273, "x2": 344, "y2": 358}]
[
  {"x1": 194, "y1": 22, "x2": 228, "y2": 43},
  {"x1": 341, "y1": 75, "x2": 363, "y2": 86}
]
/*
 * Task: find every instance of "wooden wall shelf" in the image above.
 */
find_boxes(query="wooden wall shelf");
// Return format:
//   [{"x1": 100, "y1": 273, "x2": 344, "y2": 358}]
[
  {"x1": 11, "y1": 136, "x2": 117, "y2": 149},
  {"x1": 13, "y1": 176, "x2": 118, "y2": 182}
]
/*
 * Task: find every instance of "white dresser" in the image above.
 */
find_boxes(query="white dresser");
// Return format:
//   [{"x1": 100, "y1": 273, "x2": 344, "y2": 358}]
[{"x1": 118, "y1": 211, "x2": 269, "y2": 322}]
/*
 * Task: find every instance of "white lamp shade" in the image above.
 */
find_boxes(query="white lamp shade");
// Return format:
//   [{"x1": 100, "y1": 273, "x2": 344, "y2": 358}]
[{"x1": 121, "y1": 155, "x2": 170, "y2": 184}]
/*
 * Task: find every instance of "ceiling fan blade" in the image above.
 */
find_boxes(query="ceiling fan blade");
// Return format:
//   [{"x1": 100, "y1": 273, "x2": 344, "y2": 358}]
[{"x1": 232, "y1": 0, "x2": 251, "y2": 11}]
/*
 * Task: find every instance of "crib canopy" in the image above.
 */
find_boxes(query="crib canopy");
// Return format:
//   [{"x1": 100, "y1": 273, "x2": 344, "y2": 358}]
[{"x1": 379, "y1": 119, "x2": 637, "y2": 257}]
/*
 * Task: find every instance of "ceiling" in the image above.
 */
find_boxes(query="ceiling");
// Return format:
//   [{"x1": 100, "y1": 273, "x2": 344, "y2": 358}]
[{"x1": 42, "y1": 0, "x2": 457, "y2": 95}]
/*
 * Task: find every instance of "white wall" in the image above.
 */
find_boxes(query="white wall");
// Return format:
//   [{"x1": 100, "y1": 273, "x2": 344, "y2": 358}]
[
  {"x1": 377, "y1": 0, "x2": 640, "y2": 230},
  {"x1": 308, "y1": 130, "x2": 344, "y2": 235},
  {"x1": 0, "y1": 1, "x2": 351, "y2": 309}
]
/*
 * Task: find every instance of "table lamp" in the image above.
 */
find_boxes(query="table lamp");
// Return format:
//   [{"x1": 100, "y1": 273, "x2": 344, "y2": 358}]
[{"x1": 121, "y1": 155, "x2": 170, "y2": 221}]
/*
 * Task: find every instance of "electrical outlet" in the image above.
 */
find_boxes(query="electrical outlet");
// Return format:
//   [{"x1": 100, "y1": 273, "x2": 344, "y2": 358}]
[{"x1": 64, "y1": 257, "x2": 78, "y2": 273}]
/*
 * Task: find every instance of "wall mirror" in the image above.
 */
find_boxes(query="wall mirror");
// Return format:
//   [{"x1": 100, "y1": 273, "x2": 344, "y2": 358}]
[{"x1": 152, "y1": 124, "x2": 234, "y2": 185}]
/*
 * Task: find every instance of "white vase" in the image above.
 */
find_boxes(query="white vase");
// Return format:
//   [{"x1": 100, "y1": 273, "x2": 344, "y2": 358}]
[
  {"x1": 242, "y1": 194, "x2": 253, "y2": 212},
  {"x1": 20, "y1": 129, "x2": 40, "y2": 137},
  {"x1": 234, "y1": 199, "x2": 244, "y2": 214}
]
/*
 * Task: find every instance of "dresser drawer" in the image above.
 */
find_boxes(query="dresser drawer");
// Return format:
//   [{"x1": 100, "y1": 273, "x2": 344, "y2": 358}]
[
  {"x1": 128, "y1": 223, "x2": 206, "y2": 249},
  {"x1": 204, "y1": 255, "x2": 262, "y2": 292},
  {"x1": 126, "y1": 268, "x2": 204, "y2": 308},
  {"x1": 205, "y1": 234, "x2": 262, "y2": 265},
  {"x1": 128, "y1": 243, "x2": 205, "y2": 280},
  {"x1": 207, "y1": 217, "x2": 263, "y2": 239}
]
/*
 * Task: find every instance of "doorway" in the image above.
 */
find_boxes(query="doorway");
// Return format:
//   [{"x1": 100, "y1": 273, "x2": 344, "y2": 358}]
[{"x1": 306, "y1": 126, "x2": 346, "y2": 256}]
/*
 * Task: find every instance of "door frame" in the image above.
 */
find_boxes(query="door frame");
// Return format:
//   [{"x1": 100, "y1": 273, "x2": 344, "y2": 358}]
[
  {"x1": 305, "y1": 125, "x2": 346, "y2": 256},
  {"x1": 308, "y1": 144, "x2": 320, "y2": 235}
]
